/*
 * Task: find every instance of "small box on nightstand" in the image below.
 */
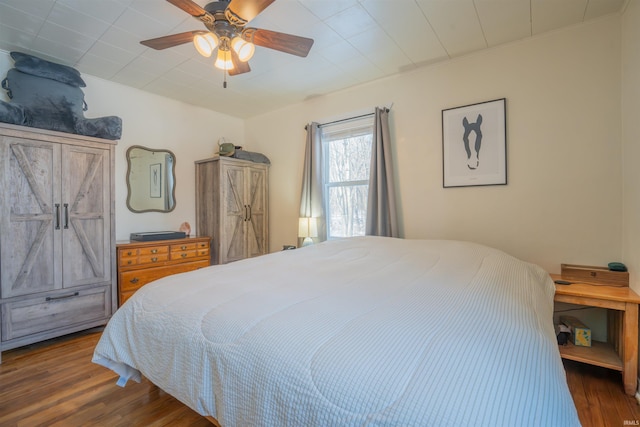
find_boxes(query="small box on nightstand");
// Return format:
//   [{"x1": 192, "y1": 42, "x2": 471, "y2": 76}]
[{"x1": 560, "y1": 315, "x2": 592, "y2": 347}]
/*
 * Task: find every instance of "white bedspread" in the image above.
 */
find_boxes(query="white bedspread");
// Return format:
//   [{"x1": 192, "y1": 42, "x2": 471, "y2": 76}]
[{"x1": 93, "y1": 236, "x2": 579, "y2": 426}]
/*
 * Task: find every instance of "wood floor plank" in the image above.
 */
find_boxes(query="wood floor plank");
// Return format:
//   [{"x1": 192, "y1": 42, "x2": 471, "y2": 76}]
[
  {"x1": 1, "y1": 330, "x2": 639, "y2": 426},
  {"x1": 564, "y1": 359, "x2": 640, "y2": 427}
]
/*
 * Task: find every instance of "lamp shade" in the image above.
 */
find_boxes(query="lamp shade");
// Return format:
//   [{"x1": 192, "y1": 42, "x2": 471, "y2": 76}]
[
  {"x1": 231, "y1": 36, "x2": 255, "y2": 62},
  {"x1": 298, "y1": 217, "x2": 318, "y2": 238},
  {"x1": 214, "y1": 48, "x2": 234, "y2": 71},
  {"x1": 193, "y1": 32, "x2": 219, "y2": 57}
]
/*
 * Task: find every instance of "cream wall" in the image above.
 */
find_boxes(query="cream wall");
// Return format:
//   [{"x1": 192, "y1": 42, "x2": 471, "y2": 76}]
[
  {"x1": 622, "y1": 2, "x2": 640, "y2": 293},
  {"x1": 246, "y1": 15, "x2": 623, "y2": 274},
  {"x1": 0, "y1": 49, "x2": 245, "y2": 241}
]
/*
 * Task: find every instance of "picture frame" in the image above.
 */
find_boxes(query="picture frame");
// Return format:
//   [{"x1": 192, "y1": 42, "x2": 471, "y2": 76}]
[
  {"x1": 442, "y1": 98, "x2": 507, "y2": 188},
  {"x1": 150, "y1": 163, "x2": 162, "y2": 198}
]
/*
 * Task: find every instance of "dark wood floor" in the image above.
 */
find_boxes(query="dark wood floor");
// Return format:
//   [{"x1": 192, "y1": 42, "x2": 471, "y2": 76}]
[{"x1": 1, "y1": 330, "x2": 639, "y2": 426}]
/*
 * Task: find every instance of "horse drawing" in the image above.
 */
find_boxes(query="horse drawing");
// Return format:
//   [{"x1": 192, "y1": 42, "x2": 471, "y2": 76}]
[{"x1": 462, "y1": 114, "x2": 483, "y2": 170}]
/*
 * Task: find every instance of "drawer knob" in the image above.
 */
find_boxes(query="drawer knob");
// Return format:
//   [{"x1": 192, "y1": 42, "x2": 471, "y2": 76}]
[
  {"x1": 130, "y1": 278, "x2": 139, "y2": 284},
  {"x1": 151, "y1": 249, "x2": 158, "y2": 254},
  {"x1": 151, "y1": 257, "x2": 158, "y2": 262},
  {"x1": 127, "y1": 251, "x2": 132, "y2": 256},
  {"x1": 181, "y1": 245, "x2": 187, "y2": 250},
  {"x1": 181, "y1": 253, "x2": 187, "y2": 258}
]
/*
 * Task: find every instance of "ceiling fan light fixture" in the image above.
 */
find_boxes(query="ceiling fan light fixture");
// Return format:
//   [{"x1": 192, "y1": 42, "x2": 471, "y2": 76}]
[
  {"x1": 231, "y1": 36, "x2": 255, "y2": 62},
  {"x1": 193, "y1": 32, "x2": 219, "y2": 57},
  {"x1": 214, "y1": 48, "x2": 234, "y2": 71}
]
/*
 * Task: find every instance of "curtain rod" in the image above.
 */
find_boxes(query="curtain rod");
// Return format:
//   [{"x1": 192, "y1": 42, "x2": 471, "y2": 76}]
[{"x1": 304, "y1": 106, "x2": 391, "y2": 131}]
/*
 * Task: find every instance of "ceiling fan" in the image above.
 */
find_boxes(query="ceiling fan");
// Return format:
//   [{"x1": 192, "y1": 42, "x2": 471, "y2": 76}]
[{"x1": 141, "y1": 0, "x2": 314, "y2": 80}]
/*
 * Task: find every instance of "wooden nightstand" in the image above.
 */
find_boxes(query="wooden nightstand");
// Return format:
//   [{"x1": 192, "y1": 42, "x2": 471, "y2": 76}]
[
  {"x1": 117, "y1": 236, "x2": 211, "y2": 306},
  {"x1": 551, "y1": 273, "x2": 640, "y2": 395}
]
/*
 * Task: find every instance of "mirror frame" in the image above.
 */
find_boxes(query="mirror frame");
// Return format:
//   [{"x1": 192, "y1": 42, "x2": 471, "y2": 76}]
[{"x1": 125, "y1": 145, "x2": 177, "y2": 213}]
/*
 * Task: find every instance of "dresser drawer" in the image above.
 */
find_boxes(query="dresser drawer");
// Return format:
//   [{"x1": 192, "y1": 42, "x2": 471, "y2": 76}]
[
  {"x1": 171, "y1": 242, "x2": 198, "y2": 252},
  {"x1": 118, "y1": 260, "x2": 210, "y2": 305},
  {"x1": 140, "y1": 245, "x2": 169, "y2": 256},
  {"x1": 1, "y1": 286, "x2": 110, "y2": 341},
  {"x1": 120, "y1": 248, "x2": 139, "y2": 258},
  {"x1": 171, "y1": 249, "x2": 199, "y2": 260},
  {"x1": 139, "y1": 253, "x2": 170, "y2": 264}
]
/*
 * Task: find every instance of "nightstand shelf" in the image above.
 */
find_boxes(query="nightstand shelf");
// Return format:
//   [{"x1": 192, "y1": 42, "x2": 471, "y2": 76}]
[
  {"x1": 558, "y1": 340, "x2": 621, "y2": 371},
  {"x1": 551, "y1": 273, "x2": 640, "y2": 395}
]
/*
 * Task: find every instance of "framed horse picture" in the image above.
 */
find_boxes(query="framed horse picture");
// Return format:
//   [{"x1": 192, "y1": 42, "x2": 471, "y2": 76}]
[{"x1": 442, "y1": 98, "x2": 507, "y2": 188}]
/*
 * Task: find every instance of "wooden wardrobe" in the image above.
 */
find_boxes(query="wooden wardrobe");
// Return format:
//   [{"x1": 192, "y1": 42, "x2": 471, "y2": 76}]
[
  {"x1": 0, "y1": 123, "x2": 116, "y2": 362},
  {"x1": 195, "y1": 156, "x2": 269, "y2": 264}
]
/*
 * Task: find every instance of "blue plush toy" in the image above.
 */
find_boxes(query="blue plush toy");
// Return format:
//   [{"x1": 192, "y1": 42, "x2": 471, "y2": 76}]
[{"x1": 0, "y1": 52, "x2": 122, "y2": 140}]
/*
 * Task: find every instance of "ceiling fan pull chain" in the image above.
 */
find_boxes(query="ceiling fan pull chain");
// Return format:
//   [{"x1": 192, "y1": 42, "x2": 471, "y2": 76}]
[{"x1": 223, "y1": 69, "x2": 227, "y2": 89}]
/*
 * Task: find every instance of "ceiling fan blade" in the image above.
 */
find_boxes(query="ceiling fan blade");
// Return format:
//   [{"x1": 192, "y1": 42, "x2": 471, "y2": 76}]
[
  {"x1": 228, "y1": 48, "x2": 251, "y2": 76},
  {"x1": 226, "y1": 0, "x2": 275, "y2": 25},
  {"x1": 167, "y1": 0, "x2": 207, "y2": 17},
  {"x1": 141, "y1": 31, "x2": 202, "y2": 50},
  {"x1": 248, "y1": 28, "x2": 314, "y2": 57}
]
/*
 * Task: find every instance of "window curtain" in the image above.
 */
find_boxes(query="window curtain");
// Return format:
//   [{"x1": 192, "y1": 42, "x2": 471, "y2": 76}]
[
  {"x1": 299, "y1": 122, "x2": 327, "y2": 242},
  {"x1": 366, "y1": 107, "x2": 399, "y2": 237}
]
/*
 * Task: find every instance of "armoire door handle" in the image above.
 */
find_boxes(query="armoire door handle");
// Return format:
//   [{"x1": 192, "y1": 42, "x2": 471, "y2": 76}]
[
  {"x1": 247, "y1": 205, "x2": 252, "y2": 221},
  {"x1": 63, "y1": 203, "x2": 69, "y2": 229},
  {"x1": 55, "y1": 204, "x2": 60, "y2": 229}
]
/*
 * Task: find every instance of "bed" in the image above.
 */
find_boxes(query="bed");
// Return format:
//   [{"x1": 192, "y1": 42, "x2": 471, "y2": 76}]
[{"x1": 93, "y1": 236, "x2": 580, "y2": 426}]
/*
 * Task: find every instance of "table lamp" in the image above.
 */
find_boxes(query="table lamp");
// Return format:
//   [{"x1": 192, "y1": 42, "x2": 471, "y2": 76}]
[{"x1": 298, "y1": 217, "x2": 318, "y2": 247}]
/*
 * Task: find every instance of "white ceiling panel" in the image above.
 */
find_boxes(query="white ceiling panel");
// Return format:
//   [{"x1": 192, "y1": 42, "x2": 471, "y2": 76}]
[
  {"x1": 416, "y1": 0, "x2": 488, "y2": 57},
  {"x1": 47, "y1": 4, "x2": 112, "y2": 40},
  {"x1": 532, "y1": 0, "x2": 588, "y2": 34},
  {"x1": 0, "y1": 0, "x2": 626, "y2": 119},
  {"x1": 0, "y1": 4, "x2": 46, "y2": 36},
  {"x1": 0, "y1": 26, "x2": 35, "y2": 53},
  {"x1": 324, "y1": 4, "x2": 379, "y2": 39},
  {"x1": 584, "y1": 0, "x2": 626, "y2": 20},
  {"x1": 360, "y1": 0, "x2": 447, "y2": 64},
  {"x1": 111, "y1": 65, "x2": 157, "y2": 88},
  {"x1": 98, "y1": 26, "x2": 149, "y2": 56},
  {"x1": 348, "y1": 30, "x2": 413, "y2": 75},
  {"x1": 299, "y1": 0, "x2": 359, "y2": 21},
  {"x1": 112, "y1": 6, "x2": 175, "y2": 39},
  {"x1": 29, "y1": 35, "x2": 86, "y2": 64},
  {"x1": 76, "y1": 52, "x2": 127, "y2": 80},
  {"x1": 475, "y1": 0, "x2": 531, "y2": 46},
  {"x1": 84, "y1": 41, "x2": 138, "y2": 67},
  {"x1": 56, "y1": 0, "x2": 132, "y2": 23},
  {"x1": 0, "y1": 0, "x2": 56, "y2": 19}
]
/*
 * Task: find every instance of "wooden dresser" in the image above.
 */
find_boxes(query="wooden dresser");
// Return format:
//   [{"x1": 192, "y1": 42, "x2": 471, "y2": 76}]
[{"x1": 117, "y1": 236, "x2": 211, "y2": 305}]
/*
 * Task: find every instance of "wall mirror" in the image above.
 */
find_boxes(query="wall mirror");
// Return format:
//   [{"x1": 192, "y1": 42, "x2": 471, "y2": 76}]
[{"x1": 126, "y1": 145, "x2": 176, "y2": 213}]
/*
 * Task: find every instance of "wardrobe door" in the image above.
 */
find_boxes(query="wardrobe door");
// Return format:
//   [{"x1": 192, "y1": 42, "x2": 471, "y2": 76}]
[
  {"x1": 0, "y1": 138, "x2": 62, "y2": 298},
  {"x1": 220, "y1": 163, "x2": 247, "y2": 264},
  {"x1": 60, "y1": 145, "x2": 111, "y2": 288},
  {"x1": 246, "y1": 166, "x2": 268, "y2": 259}
]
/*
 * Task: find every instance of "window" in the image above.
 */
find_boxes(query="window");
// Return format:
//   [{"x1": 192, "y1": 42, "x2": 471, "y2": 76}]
[{"x1": 321, "y1": 116, "x2": 374, "y2": 239}]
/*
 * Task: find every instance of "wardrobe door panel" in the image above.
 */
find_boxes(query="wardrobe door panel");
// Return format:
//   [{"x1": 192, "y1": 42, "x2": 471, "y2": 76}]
[
  {"x1": 61, "y1": 145, "x2": 111, "y2": 288},
  {"x1": 0, "y1": 138, "x2": 62, "y2": 298},
  {"x1": 246, "y1": 167, "x2": 268, "y2": 259},
  {"x1": 221, "y1": 164, "x2": 247, "y2": 263}
]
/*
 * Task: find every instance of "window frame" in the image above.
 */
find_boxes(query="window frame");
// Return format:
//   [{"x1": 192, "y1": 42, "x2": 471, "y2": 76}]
[{"x1": 320, "y1": 116, "x2": 374, "y2": 239}]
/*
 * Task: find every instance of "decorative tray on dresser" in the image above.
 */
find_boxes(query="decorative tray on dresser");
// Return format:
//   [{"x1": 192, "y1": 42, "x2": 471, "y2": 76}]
[{"x1": 116, "y1": 236, "x2": 211, "y2": 306}]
